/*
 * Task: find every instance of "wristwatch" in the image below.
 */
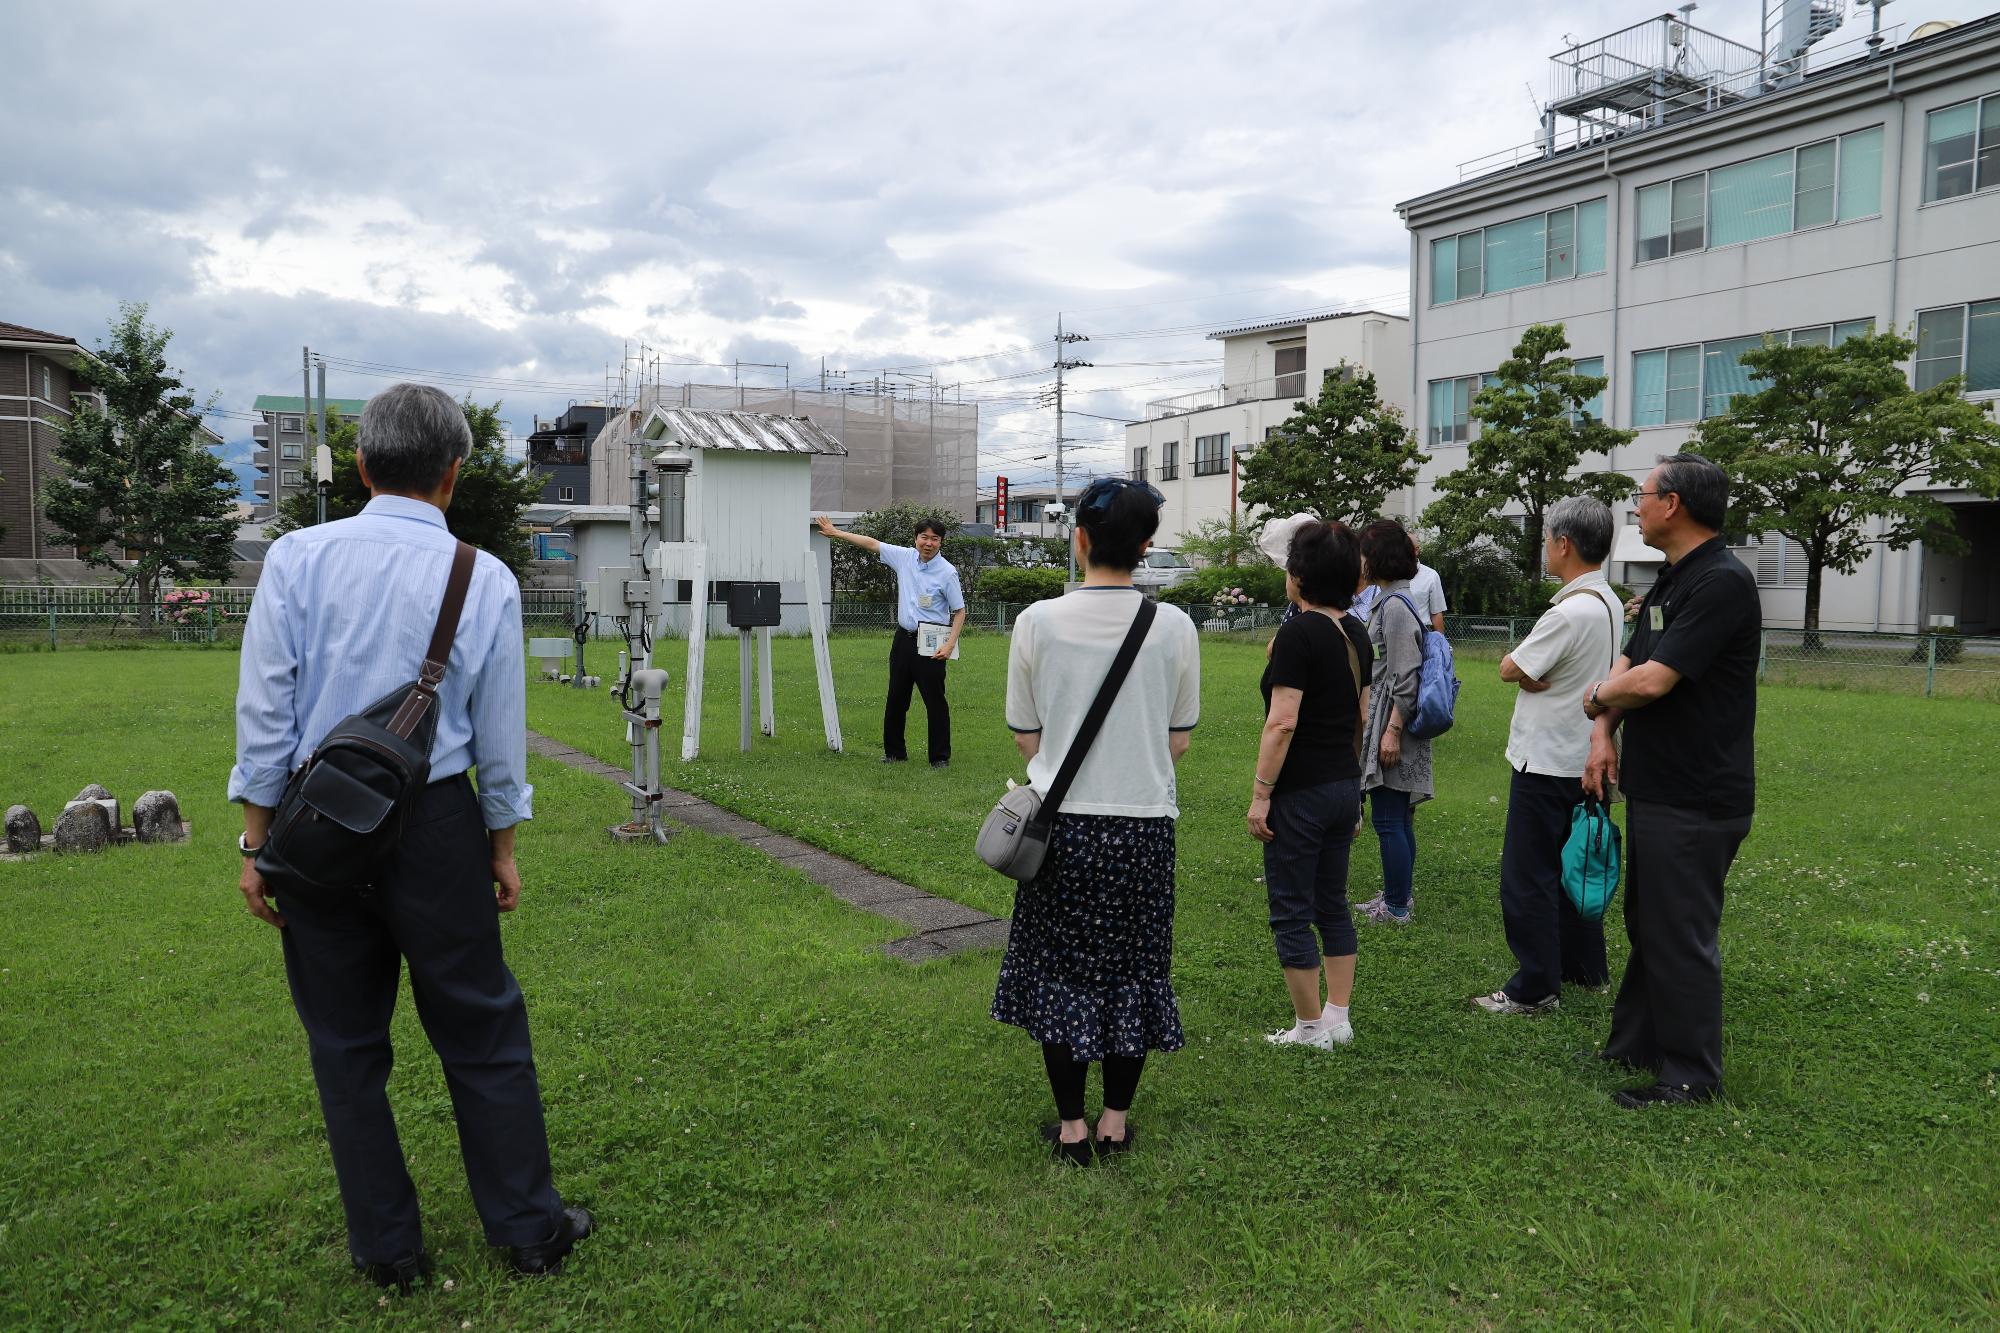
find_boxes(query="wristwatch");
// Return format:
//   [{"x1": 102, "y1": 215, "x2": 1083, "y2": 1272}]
[
  {"x1": 238, "y1": 832, "x2": 263, "y2": 856},
  {"x1": 1588, "y1": 682, "x2": 1603, "y2": 710}
]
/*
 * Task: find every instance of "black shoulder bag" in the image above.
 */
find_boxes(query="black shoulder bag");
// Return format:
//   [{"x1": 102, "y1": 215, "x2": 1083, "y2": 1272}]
[
  {"x1": 256, "y1": 541, "x2": 477, "y2": 900},
  {"x1": 975, "y1": 596, "x2": 1157, "y2": 882}
]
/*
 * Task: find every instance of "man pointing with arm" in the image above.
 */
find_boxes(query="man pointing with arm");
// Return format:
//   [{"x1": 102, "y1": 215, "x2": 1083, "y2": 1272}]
[{"x1": 817, "y1": 513, "x2": 965, "y2": 767}]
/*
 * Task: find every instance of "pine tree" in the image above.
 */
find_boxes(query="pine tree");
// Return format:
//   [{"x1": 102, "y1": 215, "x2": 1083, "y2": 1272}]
[
  {"x1": 1236, "y1": 363, "x2": 1422, "y2": 529},
  {"x1": 40, "y1": 304, "x2": 239, "y2": 611}
]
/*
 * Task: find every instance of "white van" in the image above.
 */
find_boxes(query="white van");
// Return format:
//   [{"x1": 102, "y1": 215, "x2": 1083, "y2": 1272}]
[{"x1": 1131, "y1": 548, "x2": 1194, "y2": 597}]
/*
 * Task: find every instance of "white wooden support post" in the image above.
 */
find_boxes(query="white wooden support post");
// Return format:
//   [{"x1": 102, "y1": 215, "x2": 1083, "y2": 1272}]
[
  {"x1": 738, "y1": 629, "x2": 754, "y2": 752},
  {"x1": 757, "y1": 625, "x2": 775, "y2": 736},
  {"x1": 804, "y1": 556, "x2": 842, "y2": 752},
  {"x1": 681, "y1": 543, "x2": 708, "y2": 761}
]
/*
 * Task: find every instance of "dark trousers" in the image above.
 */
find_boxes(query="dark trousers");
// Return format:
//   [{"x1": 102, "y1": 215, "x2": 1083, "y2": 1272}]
[
  {"x1": 277, "y1": 775, "x2": 563, "y2": 1263},
  {"x1": 1042, "y1": 1043, "x2": 1147, "y2": 1120},
  {"x1": 884, "y1": 627, "x2": 950, "y2": 763},
  {"x1": 1603, "y1": 798, "x2": 1753, "y2": 1091},
  {"x1": 1263, "y1": 777, "x2": 1362, "y2": 969},
  {"x1": 1499, "y1": 769, "x2": 1608, "y2": 1002}
]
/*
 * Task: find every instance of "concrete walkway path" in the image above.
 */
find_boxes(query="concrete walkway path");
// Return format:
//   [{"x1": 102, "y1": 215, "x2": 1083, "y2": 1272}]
[{"x1": 526, "y1": 730, "x2": 1010, "y2": 962}]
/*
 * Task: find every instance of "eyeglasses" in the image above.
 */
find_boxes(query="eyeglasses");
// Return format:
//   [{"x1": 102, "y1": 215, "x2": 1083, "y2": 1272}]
[
  {"x1": 1630, "y1": 487, "x2": 1671, "y2": 505},
  {"x1": 1076, "y1": 476, "x2": 1165, "y2": 522}
]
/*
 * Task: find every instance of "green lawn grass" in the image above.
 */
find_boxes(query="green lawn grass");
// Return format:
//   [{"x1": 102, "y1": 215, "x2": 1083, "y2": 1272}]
[{"x1": 2, "y1": 640, "x2": 1997, "y2": 1330}]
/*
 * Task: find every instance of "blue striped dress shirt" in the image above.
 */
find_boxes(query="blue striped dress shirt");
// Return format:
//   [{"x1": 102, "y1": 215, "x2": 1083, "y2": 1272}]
[{"x1": 228, "y1": 494, "x2": 534, "y2": 829}]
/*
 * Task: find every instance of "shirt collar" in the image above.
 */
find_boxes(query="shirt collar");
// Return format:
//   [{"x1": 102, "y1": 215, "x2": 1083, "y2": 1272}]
[
  {"x1": 1550, "y1": 568, "x2": 1610, "y2": 602},
  {"x1": 362, "y1": 494, "x2": 450, "y2": 529}
]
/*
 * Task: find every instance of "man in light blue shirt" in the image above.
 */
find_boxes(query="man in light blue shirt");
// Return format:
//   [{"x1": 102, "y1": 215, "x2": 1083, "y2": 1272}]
[
  {"x1": 817, "y1": 513, "x2": 964, "y2": 766},
  {"x1": 230, "y1": 383, "x2": 590, "y2": 1287}
]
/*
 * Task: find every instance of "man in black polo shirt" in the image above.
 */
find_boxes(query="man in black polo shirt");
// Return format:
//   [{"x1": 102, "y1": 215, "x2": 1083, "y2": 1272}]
[{"x1": 1582, "y1": 453, "x2": 1759, "y2": 1108}]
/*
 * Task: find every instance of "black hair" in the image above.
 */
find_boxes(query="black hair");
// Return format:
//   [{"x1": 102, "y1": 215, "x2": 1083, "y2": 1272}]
[
  {"x1": 1358, "y1": 518, "x2": 1418, "y2": 583},
  {"x1": 1287, "y1": 521, "x2": 1361, "y2": 610},
  {"x1": 1653, "y1": 453, "x2": 1729, "y2": 532},
  {"x1": 1079, "y1": 485, "x2": 1159, "y2": 572},
  {"x1": 912, "y1": 518, "x2": 951, "y2": 540}
]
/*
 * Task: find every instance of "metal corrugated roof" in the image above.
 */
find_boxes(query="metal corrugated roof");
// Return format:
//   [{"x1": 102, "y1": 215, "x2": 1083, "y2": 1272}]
[
  {"x1": 1203, "y1": 309, "x2": 1403, "y2": 341},
  {"x1": 643, "y1": 407, "x2": 848, "y2": 457}
]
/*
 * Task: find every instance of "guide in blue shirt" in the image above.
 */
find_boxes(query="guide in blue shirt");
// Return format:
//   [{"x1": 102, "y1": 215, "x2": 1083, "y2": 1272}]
[{"x1": 817, "y1": 513, "x2": 965, "y2": 767}]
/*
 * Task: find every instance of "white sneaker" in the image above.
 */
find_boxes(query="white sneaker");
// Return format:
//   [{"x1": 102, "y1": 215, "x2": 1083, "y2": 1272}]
[
  {"x1": 1471, "y1": 989, "x2": 1559, "y2": 1016},
  {"x1": 1267, "y1": 1018, "x2": 1353, "y2": 1049}
]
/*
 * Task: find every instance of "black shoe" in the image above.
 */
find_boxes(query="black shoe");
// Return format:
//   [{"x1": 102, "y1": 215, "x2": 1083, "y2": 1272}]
[
  {"x1": 1050, "y1": 1136, "x2": 1094, "y2": 1168},
  {"x1": 507, "y1": 1204, "x2": 595, "y2": 1276},
  {"x1": 1612, "y1": 1081, "x2": 1722, "y2": 1109},
  {"x1": 1576, "y1": 1047, "x2": 1657, "y2": 1074},
  {"x1": 1093, "y1": 1124, "x2": 1136, "y2": 1159},
  {"x1": 354, "y1": 1252, "x2": 432, "y2": 1293},
  {"x1": 931, "y1": 759, "x2": 949, "y2": 769},
  {"x1": 880, "y1": 755, "x2": 907, "y2": 764}
]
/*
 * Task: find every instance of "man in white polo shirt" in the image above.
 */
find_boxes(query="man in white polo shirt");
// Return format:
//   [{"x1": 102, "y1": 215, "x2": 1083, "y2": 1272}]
[
  {"x1": 1472, "y1": 496, "x2": 1623, "y2": 1015},
  {"x1": 817, "y1": 514, "x2": 966, "y2": 767}
]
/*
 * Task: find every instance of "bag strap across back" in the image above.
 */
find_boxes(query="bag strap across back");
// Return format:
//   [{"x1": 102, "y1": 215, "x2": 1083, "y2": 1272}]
[
  {"x1": 1034, "y1": 595, "x2": 1158, "y2": 831},
  {"x1": 387, "y1": 541, "x2": 478, "y2": 740}
]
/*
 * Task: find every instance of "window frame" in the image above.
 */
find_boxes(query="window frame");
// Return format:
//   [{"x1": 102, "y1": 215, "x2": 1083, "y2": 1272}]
[
  {"x1": 281, "y1": 442, "x2": 304, "y2": 460},
  {"x1": 1914, "y1": 300, "x2": 2000, "y2": 394},
  {"x1": 1426, "y1": 374, "x2": 1484, "y2": 446},
  {"x1": 280, "y1": 469, "x2": 305, "y2": 487},
  {"x1": 1159, "y1": 439, "x2": 1178, "y2": 481},
  {"x1": 1635, "y1": 127, "x2": 1883, "y2": 264},
  {"x1": 1429, "y1": 198, "x2": 1607, "y2": 305},
  {"x1": 1633, "y1": 318, "x2": 1884, "y2": 426},
  {"x1": 559, "y1": 485, "x2": 575, "y2": 502},
  {"x1": 1193, "y1": 432, "x2": 1230, "y2": 476},
  {"x1": 1922, "y1": 95, "x2": 1998, "y2": 202},
  {"x1": 1273, "y1": 345, "x2": 1307, "y2": 401},
  {"x1": 1132, "y1": 445, "x2": 1148, "y2": 481}
]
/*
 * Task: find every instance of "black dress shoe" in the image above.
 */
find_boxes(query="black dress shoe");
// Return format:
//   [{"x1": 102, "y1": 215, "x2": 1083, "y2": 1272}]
[
  {"x1": 354, "y1": 1252, "x2": 432, "y2": 1293},
  {"x1": 1612, "y1": 1081, "x2": 1722, "y2": 1109},
  {"x1": 507, "y1": 1204, "x2": 595, "y2": 1276},
  {"x1": 1576, "y1": 1047, "x2": 1657, "y2": 1074},
  {"x1": 880, "y1": 755, "x2": 907, "y2": 764},
  {"x1": 931, "y1": 760, "x2": 950, "y2": 770},
  {"x1": 1050, "y1": 1136, "x2": 1094, "y2": 1168}
]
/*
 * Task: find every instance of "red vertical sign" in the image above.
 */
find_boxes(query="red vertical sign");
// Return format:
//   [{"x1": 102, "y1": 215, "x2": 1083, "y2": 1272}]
[{"x1": 995, "y1": 475, "x2": 1009, "y2": 532}]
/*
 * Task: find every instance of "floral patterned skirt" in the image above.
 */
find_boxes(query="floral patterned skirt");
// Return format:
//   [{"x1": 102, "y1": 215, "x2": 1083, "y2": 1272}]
[{"x1": 990, "y1": 813, "x2": 1184, "y2": 1061}]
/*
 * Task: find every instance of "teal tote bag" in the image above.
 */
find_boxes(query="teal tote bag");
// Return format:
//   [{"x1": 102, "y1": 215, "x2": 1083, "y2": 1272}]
[{"x1": 1562, "y1": 798, "x2": 1622, "y2": 923}]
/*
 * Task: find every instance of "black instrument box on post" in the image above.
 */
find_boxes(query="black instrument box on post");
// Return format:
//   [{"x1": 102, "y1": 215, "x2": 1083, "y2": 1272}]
[{"x1": 725, "y1": 581, "x2": 781, "y2": 628}]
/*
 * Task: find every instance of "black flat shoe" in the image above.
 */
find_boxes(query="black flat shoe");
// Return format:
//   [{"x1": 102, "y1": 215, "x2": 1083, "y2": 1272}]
[
  {"x1": 1612, "y1": 1081, "x2": 1722, "y2": 1109},
  {"x1": 1093, "y1": 1125, "x2": 1136, "y2": 1159},
  {"x1": 1576, "y1": 1047, "x2": 1657, "y2": 1074},
  {"x1": 880, "y1": 755, "x2": 907, "y2": 764},
  {"x1": 507, "y1": 1204, "x2": 595, "y2": 1276},
  {"x1": 354, "y1": 1252, "x2": 431, "y2": 1293},
  {"x1": 1050, "y1": 1136, "x2": 1094, "y2": 1167}
]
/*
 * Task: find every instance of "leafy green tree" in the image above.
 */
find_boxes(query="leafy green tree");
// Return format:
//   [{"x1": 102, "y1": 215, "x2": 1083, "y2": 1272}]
[
  {"x1": 270, "y1": 398, "x2": 543, "y2": 577},
  {"x1": 1237, "y1": 364, "x2": 1422, "y2": 534},
  {"x1": 1694, "y1": 329, "x2": 2000, "y2": 636},
  {"x1": 1422, "y1": 323, "x2": 1634, "y2": 586},
  {"x1": 828, "y1": 500, "x2": 961, "y2": 600},
  {"x1": 1177, "y1": 515, "x2": 1267, "y2": 569},
  {"x1": 40, "y1": 304, "x2": 239, "y2": 610}
]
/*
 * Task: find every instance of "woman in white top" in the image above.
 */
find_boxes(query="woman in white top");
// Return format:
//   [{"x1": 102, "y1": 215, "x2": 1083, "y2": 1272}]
[{"x1": 992, "y1": 477, "x2": 1201, "y2": 1166}]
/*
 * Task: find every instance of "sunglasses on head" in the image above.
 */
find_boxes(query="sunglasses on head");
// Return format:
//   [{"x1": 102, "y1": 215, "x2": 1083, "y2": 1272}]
[{"x1": 1076, "y1": 476, "x2": 1165, "y2": 522}]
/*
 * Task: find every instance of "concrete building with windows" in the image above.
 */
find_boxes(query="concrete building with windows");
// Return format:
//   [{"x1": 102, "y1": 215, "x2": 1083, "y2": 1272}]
[
  {"x1": 1123, "y1": 309, "x2": 1410, "y2": 551},
  {"x1": 526, "y1": 402, "x2": 607, "y2": 506},
  {"x1": 972, "y1": 485, "x2": 1066, "y2": 539},
  {"x1": 1396, "y1": 8, "x2": 2000, "y2": 633},
  {"x1": 251, "y1": 394, "x2": 369, "y2": 520}
]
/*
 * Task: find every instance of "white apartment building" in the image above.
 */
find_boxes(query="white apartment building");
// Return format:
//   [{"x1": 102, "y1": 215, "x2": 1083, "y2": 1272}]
[
  {"x1": 972, "y1": 486, "x2": 1066, "y2": 539},
  {"x1": 1124, "y1": 310, "x2": 1411, "y2": 553},
  {"x1": 1396, "y1": 7, "x2": 2000, "y2": 633}
]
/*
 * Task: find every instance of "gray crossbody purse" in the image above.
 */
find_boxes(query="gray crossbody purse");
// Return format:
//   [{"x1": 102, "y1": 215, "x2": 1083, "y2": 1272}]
[{"x1": 976, "y1": 597, "x2": 1157, "y2": 883}]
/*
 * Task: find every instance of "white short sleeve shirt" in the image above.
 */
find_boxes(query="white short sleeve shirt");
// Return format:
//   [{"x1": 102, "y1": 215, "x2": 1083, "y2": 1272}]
[
  {"x1": 1505, "y1": 570, "x2": 1622, "y2": 777},
  {"x1": 1409, "y1": 563, "x2": 1448, "y2": 622}
]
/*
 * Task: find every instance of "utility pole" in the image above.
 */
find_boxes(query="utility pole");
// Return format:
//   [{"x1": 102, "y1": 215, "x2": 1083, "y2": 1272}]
[
  {"x1": 1051, "y1": 315, "x2": 1091, "y2": 582},
  {"x1": 299, "y1": 346, "x2": 313, "y2": 519}
]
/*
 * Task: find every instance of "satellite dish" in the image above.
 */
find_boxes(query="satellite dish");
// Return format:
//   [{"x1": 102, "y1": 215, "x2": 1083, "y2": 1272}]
[{"x1": 1910, "y1": 20, "x2": 1961, "y2": 40}]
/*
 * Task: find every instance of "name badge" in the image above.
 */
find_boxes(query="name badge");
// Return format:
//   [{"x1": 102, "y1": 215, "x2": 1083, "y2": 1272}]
[
  {"x1": 1649, "y1": 606, "x2": 1664, "y2": 632},
  {"x1": 919, "y1": 592, "x2": 936, "y2": 610}
]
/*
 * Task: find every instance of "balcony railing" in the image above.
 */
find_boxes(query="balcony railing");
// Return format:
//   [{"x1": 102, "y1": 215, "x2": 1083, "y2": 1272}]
[
  {"x1": 252, "y1": 449, "x2": 271, "y2": 469},
  {"x1": 252, "y1": 479, "x2": 272, "y2": 497},
  {"x1": 1144, "y1": 372, "x2": 1314, "y2": 421},
  {"x1": 252, "y1": 423, "x2": 270, "y2": 442}
]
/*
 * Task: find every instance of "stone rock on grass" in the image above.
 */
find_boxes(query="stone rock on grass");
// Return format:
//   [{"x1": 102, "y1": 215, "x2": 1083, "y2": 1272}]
[
  {"x1": 133, "y1": 791, "x2": 187, "y2": 844},
  {"x1": 5, "y1": 805, "x2": 40, "y2": 853},
  {"x1": 53, "y1": 802, "x2": 112, "y2": 853},
  {"x1": 74, "y1": 783, "x2": 113, "y2": 803}
]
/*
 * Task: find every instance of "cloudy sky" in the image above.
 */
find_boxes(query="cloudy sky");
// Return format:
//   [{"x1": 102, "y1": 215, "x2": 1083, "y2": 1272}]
[{"x1": 5, "y1": 0, "x2": 1981, "y2": 494}]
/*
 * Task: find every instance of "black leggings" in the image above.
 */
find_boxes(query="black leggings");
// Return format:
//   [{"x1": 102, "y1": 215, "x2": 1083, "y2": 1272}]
[{"x1": 1041, "y1": 1043, "x2": 1146, "y2": 1122}]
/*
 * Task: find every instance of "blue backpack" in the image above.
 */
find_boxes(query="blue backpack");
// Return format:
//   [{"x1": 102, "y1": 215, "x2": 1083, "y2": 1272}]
[
  {"x1": 1385, "y1": 591, "x2": 1459, "y2": 740},
  {"x1": 1562, "y1": 797, "x2": 1623, "y2": 922}
]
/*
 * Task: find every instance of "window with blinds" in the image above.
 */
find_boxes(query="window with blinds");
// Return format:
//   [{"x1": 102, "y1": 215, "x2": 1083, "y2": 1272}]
[{"x1": 1752, "y1": 532, "x2": 1809, "y2": 587}]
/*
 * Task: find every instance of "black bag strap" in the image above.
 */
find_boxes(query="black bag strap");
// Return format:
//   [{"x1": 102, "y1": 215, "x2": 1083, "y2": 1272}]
[
  {"x1": 1033, "y1": 595, "x2": 1157, "y2": 831},
  {"x1": 1309, "y1": 608, "x2": 1367, "y2": 765},
  {"x1": 387, "y1": 541, "x2": 477, "y2": 740}
]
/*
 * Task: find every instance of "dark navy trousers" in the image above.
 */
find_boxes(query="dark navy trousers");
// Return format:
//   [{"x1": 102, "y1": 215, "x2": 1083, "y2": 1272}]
[
  {"x1": 277, "y1": 774, "x2": 563, "y2": 1263},
  {"x1": 1499, "y1": 769, "x2": 1609, "y2": 1003}
]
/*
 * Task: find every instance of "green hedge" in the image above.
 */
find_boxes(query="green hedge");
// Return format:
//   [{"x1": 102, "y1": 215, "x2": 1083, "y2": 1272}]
[
  {"x1": 1160, "y1": 565, "x2": 1286, "y2": 608},
  {"x1": 975, "y1": 567, "x2": 1066, "y2": 604}
]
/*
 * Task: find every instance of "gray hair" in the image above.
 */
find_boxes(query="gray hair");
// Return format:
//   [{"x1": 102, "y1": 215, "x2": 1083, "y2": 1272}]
[
  {"x1": 1653, "y1": 452, "x2": 1729, "y2": 531},
  {"x1": 357, "y1": 383, "x2": 474, "y2": 493},
  {"x1": 1546, "y1": 495, "x2": 1613, "y2": 565}
]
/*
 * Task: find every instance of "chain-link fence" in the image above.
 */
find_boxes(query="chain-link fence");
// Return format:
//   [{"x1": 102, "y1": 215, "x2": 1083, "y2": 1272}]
[{"x1": 6, "y1": 585, "x2": 1997, "y2": 701}]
